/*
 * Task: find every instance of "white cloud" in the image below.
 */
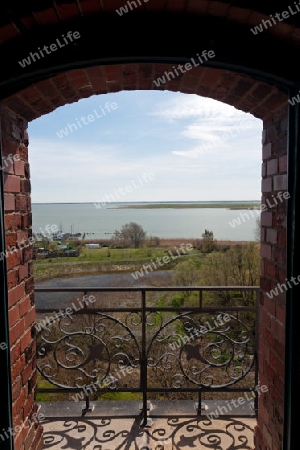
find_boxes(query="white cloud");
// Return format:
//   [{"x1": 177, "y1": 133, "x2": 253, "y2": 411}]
[
  {"x1": 149, "y1": 95, "x2": 262, "y2": 160},
  {"x1": 150, "y1": 95, "x2": 236, "y2": 120}
]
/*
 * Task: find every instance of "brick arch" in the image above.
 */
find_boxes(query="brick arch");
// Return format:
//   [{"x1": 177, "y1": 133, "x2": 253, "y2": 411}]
[
  {"x1": 1, "y1": 64, "x2": 287, "y2": 122},
  {"x1": 0, "y1": 3, "x2": 300, "y2": 100},
  {"x1": 0, "y1": 3, "x2": 293, "y2": 450}
]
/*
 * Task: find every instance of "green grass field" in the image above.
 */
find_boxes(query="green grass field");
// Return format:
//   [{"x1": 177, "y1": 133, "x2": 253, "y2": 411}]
[
  {"x1": 34, "y1": 244, "x2": 198, "y2": 264},
  {"x1": 33, "y1": 244, "x2": 201, "y2": 281}
]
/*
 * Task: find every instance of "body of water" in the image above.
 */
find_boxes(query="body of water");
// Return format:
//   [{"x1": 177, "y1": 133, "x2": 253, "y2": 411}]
[{"x1": 32, "y1": 202, "x2": 259, "y2": 241}]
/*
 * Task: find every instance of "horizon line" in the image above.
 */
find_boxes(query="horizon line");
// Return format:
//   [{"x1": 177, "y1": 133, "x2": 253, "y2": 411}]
[{"x1": 32, "y1": 200, "x2": 261, "y2": 205}]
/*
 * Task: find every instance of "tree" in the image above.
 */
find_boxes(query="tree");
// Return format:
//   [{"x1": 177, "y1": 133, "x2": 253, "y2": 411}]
[
  {"x1": 201, "y1": 229, "x2": 215, "y2": 253},
  {"x1": 113, "y1": 222, "x2": 146, "y2": 248},
  {"x1": 201, "y1": 242, "x2": 260, "y2": 306},
  {"x1": 172, "y1": 259, "x2": 202, "y2": 303},
  {"x1": 172, "y1": 259, "x2": 201, "y2": 286}
]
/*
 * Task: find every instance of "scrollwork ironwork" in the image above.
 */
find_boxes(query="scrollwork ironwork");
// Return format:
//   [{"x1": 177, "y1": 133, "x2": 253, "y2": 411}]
[{"x1": 37, "y1": 298, "x2": 256, "y2": 393}]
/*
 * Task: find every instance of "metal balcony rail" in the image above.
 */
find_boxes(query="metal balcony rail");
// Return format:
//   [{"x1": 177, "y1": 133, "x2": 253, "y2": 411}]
[{"x1": 35, "y1": 286, "x2": 259, "y2": 426}]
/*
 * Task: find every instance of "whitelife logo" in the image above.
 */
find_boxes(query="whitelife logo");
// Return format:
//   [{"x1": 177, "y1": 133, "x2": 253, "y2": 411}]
[
  {"x1": 56, "y1": 102, "x2": 118, "y2": 139},
  {"x1": 153, "y1": 50, "x2": 215, "y2": 87},
  {"x1": 131, "y1": 243, "x2": 193, "y2": 280},
  {"x1": 289, "y1": 90, "x2": 300, "y2": 106},
  {"x1": 266, "y1": 275, "x2": 300, "y2": 299},
  {"x1": 0, "y1": 223, "x2": 59, "y2": 262},
  {"x1": 250, "y1": 2, "x2": 300, "y2": 35},
  {"x1": 228, "y1": 191, "x2": 290, "y2": 228},
  {"x1": 18, "y1": 31, "x2": 81, "y2": 68},
  {"x1": 93, "y1": 173, "x2": 155, "y2": 209},
  {"x1": 1, "y1": 153, "x2": 21, "y2": 171},
  {"x1": 35, "y1": 295, "x2": 96, "y2": 332},
  {"x1": 169, "y1": 313, "x2": 231, "y2": 351},
  {"x1": 206, "y1": 384, "x2": 268, "y2": 420},
  {"x1": 116, "y1": 0, "x2": 149, "y2": 16}
]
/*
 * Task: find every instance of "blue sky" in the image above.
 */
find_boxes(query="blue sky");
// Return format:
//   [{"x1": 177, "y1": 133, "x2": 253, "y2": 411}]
[{"x1": 28, "y1": 91, "x2": 263, "y2": 203}]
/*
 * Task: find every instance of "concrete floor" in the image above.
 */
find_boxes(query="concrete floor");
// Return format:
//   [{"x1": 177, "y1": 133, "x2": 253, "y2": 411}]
[{"x1": 40, "y1": 401, "x2": 256, "y2": 449}]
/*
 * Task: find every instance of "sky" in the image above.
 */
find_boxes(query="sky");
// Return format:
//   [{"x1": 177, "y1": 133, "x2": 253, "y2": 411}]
[{"x1": 28, "y1": 91, "x2": 263, "y2": 203}]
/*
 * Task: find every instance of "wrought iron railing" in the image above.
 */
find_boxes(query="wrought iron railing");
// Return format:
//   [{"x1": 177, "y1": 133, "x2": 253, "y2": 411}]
[{"x1": 35, "y1": 286, "x2": 259, "y2": 426}]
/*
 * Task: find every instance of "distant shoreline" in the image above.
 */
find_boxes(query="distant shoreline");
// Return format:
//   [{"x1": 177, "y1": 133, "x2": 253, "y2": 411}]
[
  {"x1": 110, "y1": 203, "x2": 260, "y2": 210},
  {"x1": 32, "y1": 201, "x2": 260, "y2": 208}
]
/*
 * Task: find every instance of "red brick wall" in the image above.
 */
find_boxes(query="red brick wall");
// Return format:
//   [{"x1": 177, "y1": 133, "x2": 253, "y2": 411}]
[
  {"x1": 1, "y1": 65, "x2": 287, "y2": 122},
  {"x1": 255, "y1": 106, "x2": 288, "y2": 450},
  {"x1": 1, "y1": 106, "x2": 43, "y2": 450}
]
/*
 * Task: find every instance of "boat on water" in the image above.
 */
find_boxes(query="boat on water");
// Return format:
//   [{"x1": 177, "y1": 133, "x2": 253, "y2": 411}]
[{"x1": 52, "y1": 232, "x2": 64, "y2": 241}]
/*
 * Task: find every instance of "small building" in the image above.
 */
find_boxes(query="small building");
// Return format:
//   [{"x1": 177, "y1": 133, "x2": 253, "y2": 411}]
[{"x1": 57, "y1": 245, "x2": 67, "y2": 250}]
